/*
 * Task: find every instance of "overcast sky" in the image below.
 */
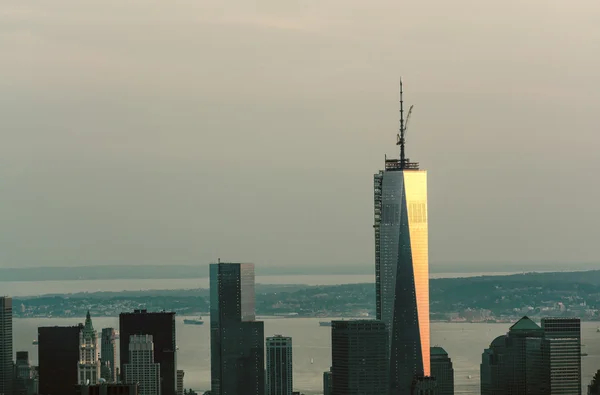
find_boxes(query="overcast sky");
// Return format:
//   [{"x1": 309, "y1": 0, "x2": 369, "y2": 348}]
[{"x1": 1, "y1": 0, "x2": 599, "y2": 270}]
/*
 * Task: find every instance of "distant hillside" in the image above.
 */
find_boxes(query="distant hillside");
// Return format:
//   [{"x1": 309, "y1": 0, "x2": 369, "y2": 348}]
[
  {"x1": 0, "y1": 264, "x2": 374, "y2": 281},
  {"x1": 1, "y1": 264, "x2": 596, "y2": 282}
]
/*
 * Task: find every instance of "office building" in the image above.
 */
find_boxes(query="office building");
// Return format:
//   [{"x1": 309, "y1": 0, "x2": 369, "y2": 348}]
[
  {"x1": 323, "y1": 369, "x2": 332, "y2": 395},
  {"x1": 542, "y1": 317, "x2": 581, "y2": 395},
  {"x1": 15, "y1": 351, "x2": 32, "y2": 380},
  {"x1": 481, "y1": 316, "x2": 543, "y2": 395},
  {"x1": 481, "y1": 316, "x2": 581, "y2": 395},
  {"x1": 374, "y1": 81, "x2": 430, "y2": 394},
  {"x1": 123, "y1": 335, "x2": 160, "y2": 395},
  {"x1": 266, "y1": 335, "x2": 293, "y2": 395},
  {"x1": 481, "y1": 316, "x2": 544, "y2": 394},
  {"x1": 430, "y1": 347, "x2": 454, "y2": 395},
  {"x1": 101, "y1": 328, "x2": 117, "y2": 382},
  {"x1": 210, "y1": 262, "x2": 265, "y2": 395},
  {"x1": 330, "y1": 320, "x2": 388, "y2": 395},
  {"x1": 176, "y1": 370, "x2": 184, "y2": 395},
  {"x1": 77, "y1": 383, "x2": 138, "y2": 395},
  {"x1": 412, "y1": 376, "x2": 437, "y2": 395},
  {"x1": 588, "y1": 370, "x2": 600, "y2": 395},
  {"x1": 39, "y1": 324, "x2": 83, "y2": 395},
  {"x1": 120, "y1": 310, "x2": 176, "y2": 395},
  {"x1": 14, "y1": 351, "x2": 37, "y2": 395},
  {"x1": 0, "y1": 297, "x2": 12, "y2": 395},
  {"x1": 78, "y1": 312, "x2": 101, "y2": 385}
]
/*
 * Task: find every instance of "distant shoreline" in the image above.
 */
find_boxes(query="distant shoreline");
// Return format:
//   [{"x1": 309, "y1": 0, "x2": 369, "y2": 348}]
[{"x1": 1, "y1": 263, "x2": 598, "y2": 282}]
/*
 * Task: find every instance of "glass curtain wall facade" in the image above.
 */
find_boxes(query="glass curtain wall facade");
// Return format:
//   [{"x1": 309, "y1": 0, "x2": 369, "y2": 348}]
[
  {"x1": 430, "y1": 347, "x2": 454, "y2": 395},
  {"x1": 101, "y1": 328, "x2": 117, "y2": 383},
  {"x1": 330, "y1": 320, "x2": 389, "y2": 395},
  {"x1": 266, "y1": 335, "x2": 293, "y2": 395},
  {"x1": 541, "y1": 318, "x2": 581, "y2": 395},
  {"x1": 0, "y1": 297, "x2": 12, "y2": 395},
  {"x1": 374, "y1": 164, "x2": 429, "y2": 394},
  {"x1": 210, "y1": 262, "x2": 264, "y2": 395}
]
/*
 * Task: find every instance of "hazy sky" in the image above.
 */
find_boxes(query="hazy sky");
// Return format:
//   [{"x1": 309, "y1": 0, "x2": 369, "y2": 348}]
[{"x1": 2, "y1": 1, "x2": 600, "y2": 270}]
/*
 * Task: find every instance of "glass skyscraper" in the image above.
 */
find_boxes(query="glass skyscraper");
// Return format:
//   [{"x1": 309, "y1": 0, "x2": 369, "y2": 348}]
[
  {"x1": 0, "y1": 297, "x2": 13, "y2": 395},
  {"x1": 541, "y1": 317, "x2": 581, "y2": 395},
  {"x1": 330, "y1": 320, "x2": 389, "y2": 395},
  {"x1": 210, "y1": 262, "x2": 265, "y2": 395},
  {"x1": 266, "y1": 335, "x2": 293, "y2": 395},
  {"x1": 481, "y1": 316, "x2": 581, "y2": 395},
  {"x1": 430, "y1": 347, "x2": 454, "y2": 395},
  {"x1": 100, "y1": 328, "x2": 117, "y2": 383},
  {"x1": 373, "y1": 81, "x2": 430, "y2": 394}
]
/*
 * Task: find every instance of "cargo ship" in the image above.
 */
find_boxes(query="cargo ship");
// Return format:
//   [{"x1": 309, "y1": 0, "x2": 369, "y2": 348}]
[{"x1": 183, "y1": 317, "x2": 204, "y2": 325}]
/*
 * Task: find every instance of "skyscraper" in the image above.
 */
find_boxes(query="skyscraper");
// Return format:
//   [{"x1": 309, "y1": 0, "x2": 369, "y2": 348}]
[
  {"x1": 480, "y1": 316, "x2": 581, "y2": 395},
  {"x1": 266, "y1": 335, "x2": 293, "y2": 395},
  {"x1": 78, "y1": 312, "x2": 101, "y2": 385},
  {"x1": 481, "y1": 316, "x2": 544, "y2": 395},
  {"x1": 14, "y1": 351, "x2": 36, "y2": 395},
  {"x1": 119, "y1": 310, "x2": 176, "y2": 395},
  {"x1": 39, "y1": 324, "x2": 83, "y2": 395},
  {"x1": 411, "y1": 376, "x2": 437, "y2": 395},
  {"x1": 101, "y1": 328, "x2": 117, "y2": 383},
  {"x1": 77, "y1": 383, "x2": 139, "y2": 395},
  {"x1": 322, "y1": 369, "x2": 332, "y2": 395},
  {"x1": 210, "y1": 262, "x2": 265, "y2": 395},
  {"x1": 373, "y1": 80, "x2": 429, "y2": 393},
  {"x1": 123, "y1": 335, "x2": 160, "y2": 395},
  {"x1": 541, "y1": 317, "x2": 581, "y2": 395},
  {"x1": 430, "y1": 347, "x2": 454, "y2": 395},
  {"x1": 330, "y1": 320, "x2": 388, "y2": 395},
  {"x1": 176, "y1": 370, "x2": 184, "y2": 395},
  {"x1": 0, "y1": 297, "x2": 12, "y2": 395}
]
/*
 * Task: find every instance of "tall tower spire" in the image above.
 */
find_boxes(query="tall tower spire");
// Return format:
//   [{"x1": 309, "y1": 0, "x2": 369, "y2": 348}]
[
  {"x1": 397, "y1": 77, "x2": 406, "y2": 168},
  {"x1": 395, "y1": 78, "x2": 416, "y2": 170}
]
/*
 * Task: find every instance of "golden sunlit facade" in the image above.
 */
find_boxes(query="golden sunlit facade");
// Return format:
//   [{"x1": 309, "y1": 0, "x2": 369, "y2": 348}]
[{"x1": 374, "y1": 164, "x2": 429, "y2": 394}]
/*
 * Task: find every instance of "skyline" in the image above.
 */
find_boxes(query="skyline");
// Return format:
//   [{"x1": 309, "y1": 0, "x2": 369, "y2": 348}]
[{"x1": 2, "y1": 0, "x2": 600, "y2": 270}]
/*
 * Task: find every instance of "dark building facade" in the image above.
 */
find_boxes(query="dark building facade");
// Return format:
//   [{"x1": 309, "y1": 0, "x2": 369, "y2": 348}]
[
  {"x1": 210, "y1": 262, "x2": 264, "y2": 395},
  {"x1": 481, "y1": 316, "x2": 543, "y2": 395},
  {"x1": 266, "y1": 335, "x2": 293, "y2": 395},
  {"x1": 100, "y1": 328, "x2": 117, "y2": 383},
  {"x1": 0, "y1": 297, "x2": 12, "y2": 395},
  {"x1": 430, "y1": 347, "x2": 454, "y2": 395},
  {"x1": 331, "y1": 320, "x2": 388, "y2": 395},
  {"x1": 411, "y1": 376, "x2": 437, "y2": 395},
  {"x1": 14, "y1": 351, "x2": 37, "y2": 395},
  {"x1": 38, "y1": 324, "x2": 83, "y2": 395},
  {"x1": 481, "y1": 316, "x2": 581, "y2": 395},
  {"x1": 119, "y1": 310, "x2": 176, "y2": 395},
  {"x1": 323, "y1": 369, "x2": 332, "y2": 395},
  {"x1": 374, "y1": 82, "x2": 430, "y2": 394},
  {"x1": 77, "y1": 383, "x2": 138, "y2": 395}
]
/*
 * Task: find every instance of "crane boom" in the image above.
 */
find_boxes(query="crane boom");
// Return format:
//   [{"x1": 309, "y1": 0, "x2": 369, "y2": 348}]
[{"x1": 404, "y1": 105, "x2": 414, "y2": 136}]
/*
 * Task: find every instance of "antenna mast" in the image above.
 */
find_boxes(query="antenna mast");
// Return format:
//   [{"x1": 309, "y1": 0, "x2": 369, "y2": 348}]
[{"x1": 397, "y1": 78, "x2": 406, "y2": 168}]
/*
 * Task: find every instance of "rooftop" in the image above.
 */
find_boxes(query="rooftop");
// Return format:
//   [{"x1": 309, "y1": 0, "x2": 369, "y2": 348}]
[
  {"x1": 509, "y1": 316, "x2": 541, "y2": 332},
  {"x1": 430, "y1": 346, "x2": 448, "y2": 356}
]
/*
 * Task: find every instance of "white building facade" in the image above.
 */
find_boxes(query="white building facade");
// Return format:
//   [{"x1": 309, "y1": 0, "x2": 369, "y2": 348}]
[
  {"x1": 78, "y1": 311, "x2": 101, "y2": 385},
  {"x1": 123, "y1": 334, "x2": 161, "y2": 395}
]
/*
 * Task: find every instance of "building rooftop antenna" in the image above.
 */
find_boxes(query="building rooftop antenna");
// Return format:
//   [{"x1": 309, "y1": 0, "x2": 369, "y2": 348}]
[{"x1": 396, "y1": 78, "x2": 414, "y2": 169}]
